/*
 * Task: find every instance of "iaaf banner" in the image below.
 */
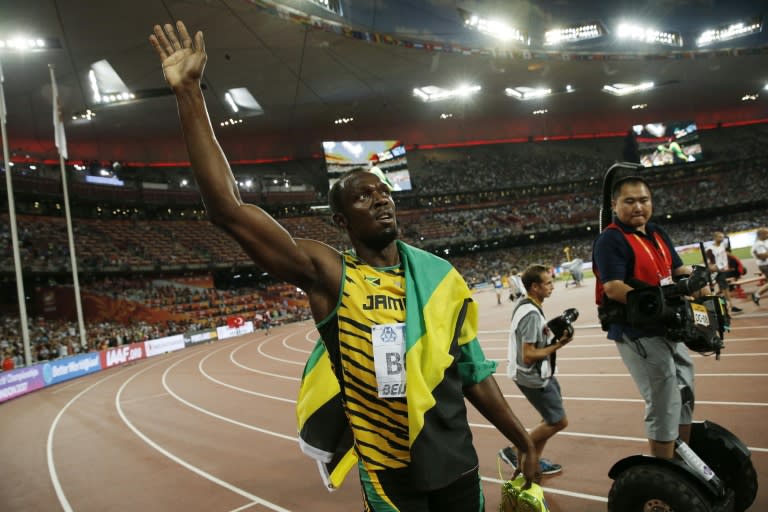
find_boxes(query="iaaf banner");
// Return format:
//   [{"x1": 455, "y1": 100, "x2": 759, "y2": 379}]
[
  {"x1": 0, "y1": 366, "x2": 47, "y2": 403},
  {"x1": 100, "y1": 343, "x2": 147, "y2": 369}
]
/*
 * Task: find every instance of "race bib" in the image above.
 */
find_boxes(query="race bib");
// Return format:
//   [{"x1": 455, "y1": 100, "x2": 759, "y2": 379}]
[{"x1": 372, "y1": 323, "x2": 406, "y2": 398}]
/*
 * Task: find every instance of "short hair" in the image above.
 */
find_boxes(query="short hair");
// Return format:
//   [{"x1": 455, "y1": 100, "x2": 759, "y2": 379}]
[
  {"x1": 611, "y1": 175, "x2": 651, "y2": 200},
  {"x1": 328, "y1": 167, "x2": 367, "y2": 215},
  {"x1": 758, "y1": 227, "x2": 768, "y2": 237},
  {"x1": 521, "y1": 264, "x2": 549, "y2": 292}
]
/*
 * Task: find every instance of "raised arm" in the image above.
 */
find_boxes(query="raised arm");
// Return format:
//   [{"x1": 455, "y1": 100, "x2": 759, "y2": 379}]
[{"x1": 149, "y1": 21, "x2": 339, "y2": 309}]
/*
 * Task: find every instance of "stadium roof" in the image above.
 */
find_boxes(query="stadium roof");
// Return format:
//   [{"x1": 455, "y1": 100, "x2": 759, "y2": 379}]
[{"x1": 1, "y1": 0, "x2": 767, "y2": 163}]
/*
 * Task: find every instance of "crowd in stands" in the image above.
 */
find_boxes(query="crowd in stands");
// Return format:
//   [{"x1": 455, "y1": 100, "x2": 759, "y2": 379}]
[
  {"x1": 2, "y1": 158, "x2": 764, "y2": 273},
  {"x1": 2, "y1": 123, "x2": 767, "y2": 369}
]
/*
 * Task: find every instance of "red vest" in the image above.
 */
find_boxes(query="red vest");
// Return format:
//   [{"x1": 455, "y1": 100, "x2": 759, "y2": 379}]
[{"x1": 595, "y1": 223, "x2": 674, "y2": 304}]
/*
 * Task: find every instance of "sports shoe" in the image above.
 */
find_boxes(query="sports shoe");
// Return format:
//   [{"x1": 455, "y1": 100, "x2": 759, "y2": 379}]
[
  {"x1": 753, "y1": 293, "x2": 761, "y2": 306},
  {"x1": 731, "y1": 306, "x2": 743, "y2": 313},
  {"x1": 499, "y1": 447, "x2": 518, "y2": 468},
  {"x1": 539, "y1": 458, "x2": 562, "y2": 475}
]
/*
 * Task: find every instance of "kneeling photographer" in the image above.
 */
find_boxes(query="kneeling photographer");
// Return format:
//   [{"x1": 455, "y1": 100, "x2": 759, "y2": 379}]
[
  {"x1": 500, "y1": 264, "x2": 578, "y2": 479},
  {"x1": 593, "y1": 175, "x2": 714, "y2": 462}
]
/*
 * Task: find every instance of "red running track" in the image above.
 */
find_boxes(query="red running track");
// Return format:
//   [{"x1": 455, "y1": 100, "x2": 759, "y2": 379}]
[{"x1": 1, "y1": 276, "x2": 766, "y2": 511}]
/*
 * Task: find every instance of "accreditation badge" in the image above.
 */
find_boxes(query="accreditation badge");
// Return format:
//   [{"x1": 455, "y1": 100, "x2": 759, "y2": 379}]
[{"x1": 371, "y1": 322, "x2": 406, "y2": 398}]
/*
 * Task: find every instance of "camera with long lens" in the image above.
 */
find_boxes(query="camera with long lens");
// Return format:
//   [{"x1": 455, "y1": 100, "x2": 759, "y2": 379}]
[
  {"x1": 547, "y1": 307, "x2": 579, "y2": 340},
  {"x1": 625, "y1": 265, "x2": 728, "y2": 356}
]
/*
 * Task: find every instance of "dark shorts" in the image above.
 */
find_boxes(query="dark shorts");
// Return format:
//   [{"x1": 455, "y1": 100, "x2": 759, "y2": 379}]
[
  {"x1": 360, "y1": 464, "x2": 484, "y2": 512},
  {"x1": 759, "y1": 264, "x2": 768, "y2": 279},
  {"x1": 716, "y1": 270, "x2": 739, "y2": 289},
  {"x1": 516, "y1": 377, "x2": 565, "y2": 425}
]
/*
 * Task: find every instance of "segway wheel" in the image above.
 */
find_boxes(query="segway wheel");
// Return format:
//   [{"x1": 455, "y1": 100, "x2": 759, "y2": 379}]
[
  {"x1": 689, "y1": 421, "x2": 758, "y2": 512},
  {"x1": 608, "y1": 464, "x2": 732, "y2": 512}
]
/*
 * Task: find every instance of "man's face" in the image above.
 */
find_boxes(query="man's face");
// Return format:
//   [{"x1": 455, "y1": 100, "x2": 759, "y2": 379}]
[
  {"x1": 713, "y1": 232, "x2": 725, "y2": 244},
  {"x1": 612, "y1": 182, "x2": 652, "y2": 230},
  {"x1": 532, "y1": 272, "x2": 554, "y2": 301},
  {"x1": 335, "y1": 171, "x2": 398, "y2": 250}
]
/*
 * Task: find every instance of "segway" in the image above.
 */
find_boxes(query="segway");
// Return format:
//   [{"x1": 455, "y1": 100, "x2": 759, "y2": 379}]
[{"x1": 597, "y1": 163, "x2": 759, "y2": 512}]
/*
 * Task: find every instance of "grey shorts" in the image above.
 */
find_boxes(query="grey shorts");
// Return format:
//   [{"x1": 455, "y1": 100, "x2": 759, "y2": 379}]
[
  {"x1": 616, "y1": 334, "x2": 695, "y2": 442},
  {"x1": 517, "y1": 377, "x2": 565, "y2": 425},
  {"x1": 759, "y1": 264, "x2": 768, "y2": 279}
]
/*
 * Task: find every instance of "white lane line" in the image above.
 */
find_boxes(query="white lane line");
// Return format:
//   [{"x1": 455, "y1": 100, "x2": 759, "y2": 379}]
[
  {"x1": 470, "y1": 423, "x2": 768, "y2": 453},
  {"x1": 554, "y1": 373, "x2": 768, "y2": 377},
  {"x1": 502, "y1": 393, "x2": 768, "y2": 407},
  {"x1": 488, "y1": 353, "x2": 768, "y2": 362},
  {"x1": 480, "y1": 475, "x2": 609, "y2": 503},
  {"x1": 198, "y1": 346, "x2": 298, "y2": 402},
  {"x1": 47, "y1": 371, "x2": 124, "y2": 512},
  {"x1": 282, "y1": 332, "x2": 312, "y2": 354},
  {"x1": 257, "y1": 336, "x2": 305, "y2": 366},
  {"x1": 228, "y1": 502, "x2": 262, "y2": 512},
  {"x1": 115, "y1": 356, "x2": 292, "y2": 511},
  {"x1": 229, "y1": 339, "x2": 302, "y2": 382}
]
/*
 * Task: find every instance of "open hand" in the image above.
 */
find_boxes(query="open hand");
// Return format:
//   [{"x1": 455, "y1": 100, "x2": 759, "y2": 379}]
[{"x1": 149, "y1": 21, "x2": 207, "y2": 90}]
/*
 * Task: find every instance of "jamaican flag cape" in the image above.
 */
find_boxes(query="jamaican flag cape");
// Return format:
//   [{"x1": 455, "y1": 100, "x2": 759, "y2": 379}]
[{"x1": 296, "y1": 241, "x2": 496, "y2": 491}]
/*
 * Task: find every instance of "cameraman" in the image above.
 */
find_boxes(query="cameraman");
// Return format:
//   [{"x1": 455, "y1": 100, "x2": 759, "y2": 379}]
[
  {"x1": 592, "y1": 176, "x2": 696, "y2": 460},
  {"x1": 500, "y1": 264, "x2": 572, "y2": 478}
]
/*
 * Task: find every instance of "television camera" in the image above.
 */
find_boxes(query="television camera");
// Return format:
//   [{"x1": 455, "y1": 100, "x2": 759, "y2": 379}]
[{"x1": 625, "y1": 265, "x2": 728, "y2": 357}]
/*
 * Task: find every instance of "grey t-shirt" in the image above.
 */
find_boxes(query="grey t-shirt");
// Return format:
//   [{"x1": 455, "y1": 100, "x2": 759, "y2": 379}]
[{"x1": 510, "y1": 302, "x2": 553, "y2": 388}]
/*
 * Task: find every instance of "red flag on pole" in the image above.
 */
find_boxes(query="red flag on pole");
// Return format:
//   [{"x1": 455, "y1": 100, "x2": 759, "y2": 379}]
[{"x1": 49, "y1": 65, "x2": 68, "y2": 159}]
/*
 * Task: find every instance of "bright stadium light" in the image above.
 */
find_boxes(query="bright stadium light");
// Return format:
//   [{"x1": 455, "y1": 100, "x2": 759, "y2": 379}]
[
  {"x1": 544, "y1": 22, "x2": 606, "y2": 45},
  {"x1": 616, "y1": 23, "x2": 682, "y2": 47},
  {"x1": 225, "y1": 88, "x2": 263, "y2": 116},
  {"x1": 413, "y1": 84, "x2": 481, "y2": 102},
  {"x1": 0, "y1": 36, "x2": 61, "y2": 51},
  {"x1": 696, "y1": 17, "x2": 763, "y2": 46},
  {"x1": 458, "y1": 8, "x2": 529, "y2": 44},
  {"x1": 602, "y1": 82, "x2": 655, "y2": 96},
  {"x1": 89, "y1": 60, "x2": 135, "y2": 104},
  {"x1": 504, "y1": 86, "x2": 552, "y2": 100}
]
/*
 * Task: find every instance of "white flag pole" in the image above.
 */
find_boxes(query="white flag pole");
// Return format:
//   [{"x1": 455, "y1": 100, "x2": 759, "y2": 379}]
[
  {"x1": 0, "y1": 59, "x2": 34, "y2": 366},
  {"x1": 49, "y1": 64, "x2": 87, "y2": 350}
]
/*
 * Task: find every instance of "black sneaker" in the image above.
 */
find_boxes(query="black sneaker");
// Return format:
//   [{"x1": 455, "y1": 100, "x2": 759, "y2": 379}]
[
  {"x1": 731, "y1": 306, "x2": 743, "y2": 313},
  {"x1": 753, "y1": 293, "x2": 761, "y2": 306},
  {"x1": 499, "y1": 447, "x2": 518, "y2": 468}
]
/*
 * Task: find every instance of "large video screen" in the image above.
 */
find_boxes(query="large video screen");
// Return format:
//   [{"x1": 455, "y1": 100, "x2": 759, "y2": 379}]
[
  {"x1": 631, "y1": 120, "x2": 703, "y2": 168},
  {"x1": 321, "y1": 140, "x2": 413, "y2": 191}
]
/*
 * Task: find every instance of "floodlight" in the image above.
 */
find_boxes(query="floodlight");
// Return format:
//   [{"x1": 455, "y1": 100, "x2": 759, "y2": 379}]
[
  {"x1": 505, "y1": 86, "x2": 552, "y2": 100},
  {"x1": 413, "y1": 84, "x2": 481, "y2": 102},
  {"x1": 305, "y1": 0, "x2": 343, "y2": 16},
  {"x1": 544, "y1": 22, "x2": 606, "y2": 45},
  {"x1": 602, "y1": 82, "x2": 655, "y2": 96},
  {"x1": 458, "y1": 8, "x2": 529, "y2": 44},
  {"x1": 616, "y1": 23, "x2": 682, "y2": 47},
  {"x1": 0, "y1": 36, "x2": 61, "y2": 51},
  {"x1": 89, "y1": 60, "x2": 134, "y2": 104},
  {"x1": 225, "y1": 88, "x2": 263, "y2": 116},
  {"x1": 697, "y1": 17, "x2": 762, "y2": 46}
]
